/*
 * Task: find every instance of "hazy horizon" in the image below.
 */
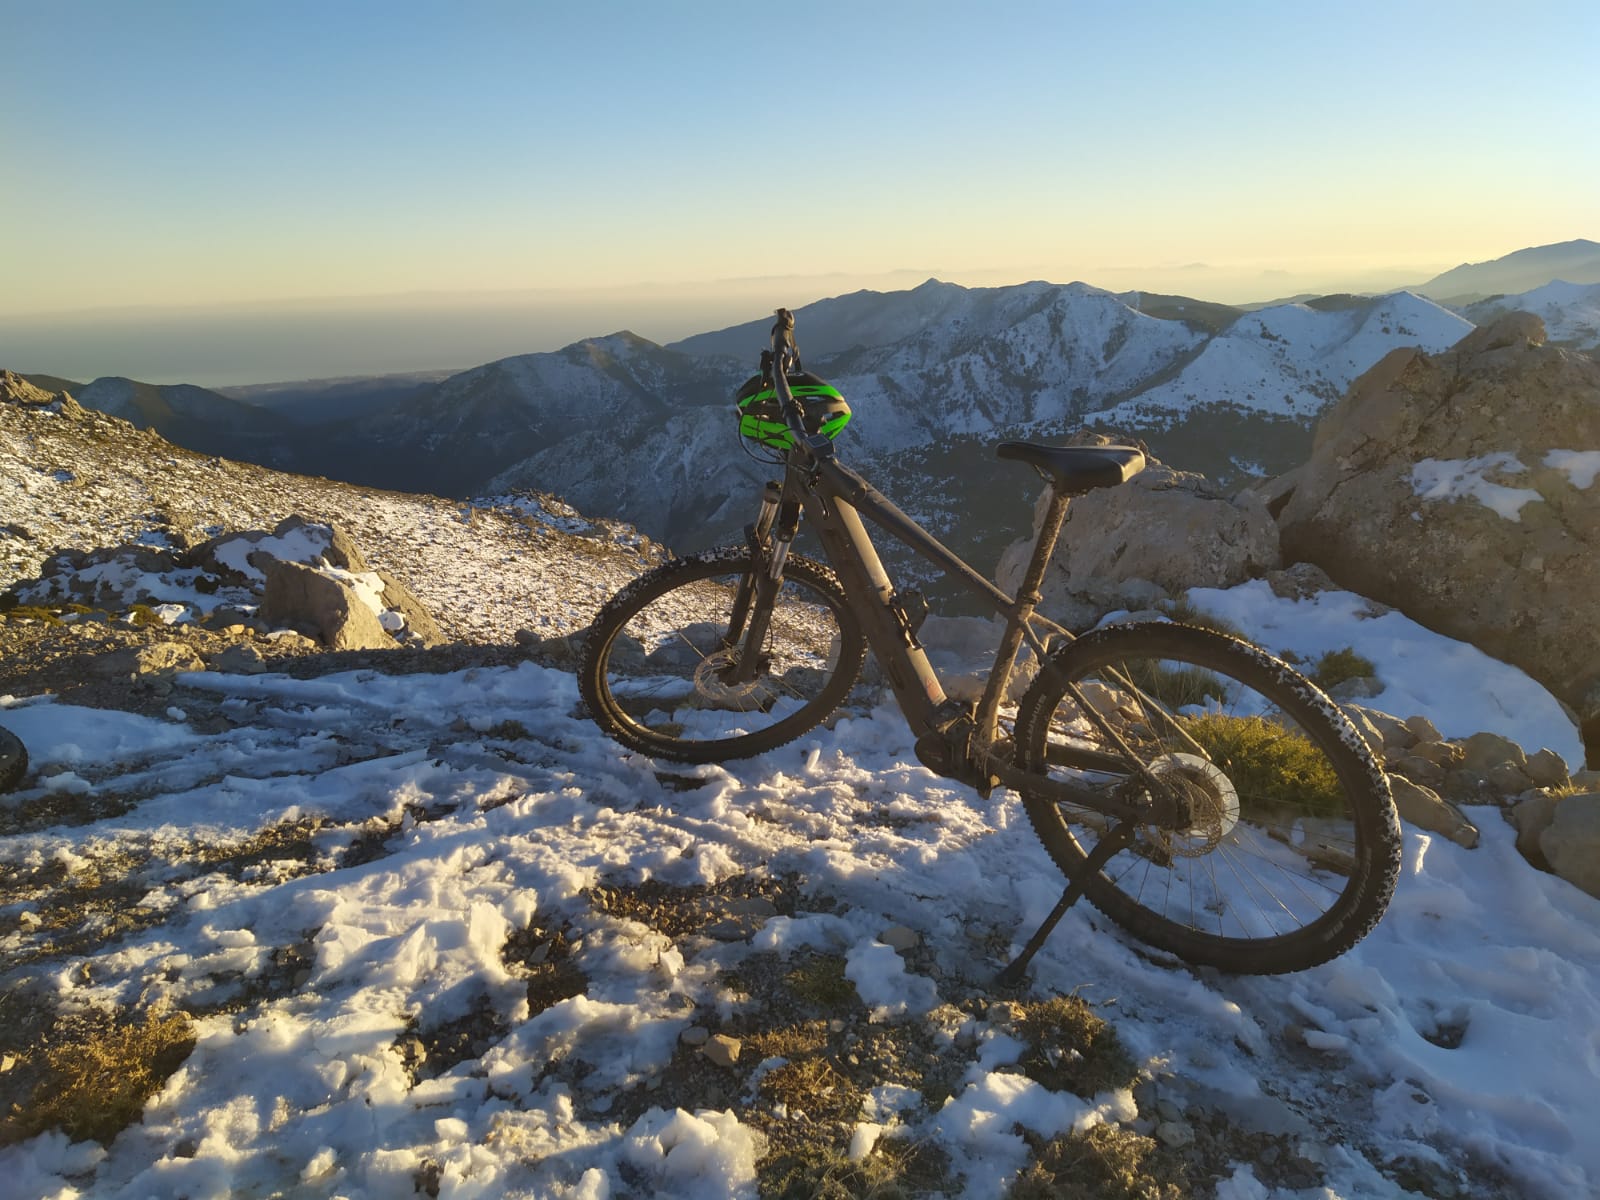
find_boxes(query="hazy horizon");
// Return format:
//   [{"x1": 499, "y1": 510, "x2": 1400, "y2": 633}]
[
  {"x1": 0, "y1": 258, "x2": 1482, "y2": 388},
  {"x1": 7, "y1": 0, "x2": 1597, "y2": 385}
]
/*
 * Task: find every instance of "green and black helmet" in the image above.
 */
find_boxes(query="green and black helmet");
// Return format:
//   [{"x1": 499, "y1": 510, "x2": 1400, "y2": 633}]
[{"x1": 734, "y1": 371, "x2": 852, "y2": 450}]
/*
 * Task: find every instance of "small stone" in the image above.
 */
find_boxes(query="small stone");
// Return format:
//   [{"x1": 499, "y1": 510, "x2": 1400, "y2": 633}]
[
  {"x1": 1389, "y1": 775, "x2": 1479, "y2": 848},
  {"x1": 1156, "y1": 1099, "x2": 1185, "y2": 1123},
  {"x1": 1388, "y1": 755, "x2": 1444, "y2": 785},
  {"x1": 1155, "y1": 1120, "x2": 1195, "y2": 1148},
  {"x1": 679, "y1": 1025, "x2": 710, "y2": 1047},
  {"x1": 880, "y1": 925, "x2": 919, "y2": 952},
  {"x1": 0, "y1": 1054, "x2": 14, "y2": 1072},
  {"x1": 703, "y1": 1034, "x2": 741, "y2": 1068},
  {"x1": 1460, "y1": 731, "x2": 1526, "y2": 773},
  {"x1": 1405, "y1": 715, "x2": 1444, "y2": 743},
  {"x1": 1524, "y1": 749, "x2": 1570, "y2": 790},
  {"x1": 1411, "y1": 740, "x2": 1463, "y2": 768},
  {"x1": 1486, "y1": 761, "x2": 1533, "y2": 796}
]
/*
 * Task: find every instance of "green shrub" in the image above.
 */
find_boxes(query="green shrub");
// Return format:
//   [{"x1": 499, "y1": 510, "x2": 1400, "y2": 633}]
[
  {"x1": 1310, "y1": 647, "x2": 1377, "y2": 690},
  {"x1": 1181, "y1": 713, "x2": 1344, "y2": 817}
]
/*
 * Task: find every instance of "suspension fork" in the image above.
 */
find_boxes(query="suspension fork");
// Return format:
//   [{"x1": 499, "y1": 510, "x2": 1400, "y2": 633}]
[{"x1": 723, "y1": 478, "x2": 803, "y2": 684}]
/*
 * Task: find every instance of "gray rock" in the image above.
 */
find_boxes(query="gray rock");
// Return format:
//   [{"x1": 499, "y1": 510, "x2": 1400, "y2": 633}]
[
  {"x1": 97, "y1": 641, "x2": 206, "y2": 680},
  {"x1": 1388, "y1": 756, "x2": 1445, "y2": 786},
  {"x1": 1276, "y1": 316, "x2": 1600, "y2": 768},
  {"x1": 260, "y1": 559, "x2": 393, "y2": 651},
  {"x1": 1486, "y1": 761, "x2": 1533, "y2": 795},
  {"x1": 679, "y1": 1026, "x2": 710, "y2": 1047},
  {"x1": 1154, "y1": 1120, "x2": 1195, "y2": 1149},
  {"x1": 879, "y1": 925, "x2": 920, "y2": 952},
  {"x1": 1460, "y1": 732, "x2": 1527, "y2": 774},
  {"x1": 1327, "y1": 676, "x2": 1384, "y2": 701},
  {"x1": 1410, "y1": 740, "x2": 1464, "y2": 768},
  {"x1": 1405, "y1": 715, "x2": 1444, "y2": 743},
  {"x1": 210, "y1": 644, "x2": 268, "y2": 675},
  {"x1": 1524, "y1": 749, "x2": 1571, "y2": 790},
  {"x1": 702, "y1": 1034, "x2": 741, "y2": 1068},
  {"x1": 1540, "y1": 793, "x2": 1600, "y2": 898},
  {"x1": 1512, "y1": 793, "x2": 1559, "y2": 870},
  {"x1": 1389, "y1": 775, "x2": 1479, "y2": 848},
  {"x1": 1347, "y1": 706, "x2": 1416, "y2": 751},
  {"x1": 1340, "y1": 706, "x2": 1387, "y2": 756},
  {"x1": 376, "y1": 569, "x2": 444, "y2": 647}
]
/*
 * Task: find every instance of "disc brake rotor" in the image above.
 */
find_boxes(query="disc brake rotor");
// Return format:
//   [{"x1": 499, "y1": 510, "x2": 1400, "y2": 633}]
[
  {"x1": 1142, "y1": 752, "x2": 1240, "y2": 858},
  {"x1": 692, "y1": 648, "x2": 765, "y2": 705}
]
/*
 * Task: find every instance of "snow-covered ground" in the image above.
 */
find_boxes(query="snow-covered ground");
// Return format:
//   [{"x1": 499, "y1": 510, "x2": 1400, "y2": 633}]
[{"x1": 1, "y1": 573, "x2": 1593, "y2": 1198}]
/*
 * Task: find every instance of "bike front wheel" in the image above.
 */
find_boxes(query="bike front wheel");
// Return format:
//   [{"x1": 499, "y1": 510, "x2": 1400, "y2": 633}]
[
  {"x1": 1014, "y1": 622, "x2": 1401, "y2": 974},
  {"x1": 578, "y1": 547, "x2": 867, "y2": 763}
]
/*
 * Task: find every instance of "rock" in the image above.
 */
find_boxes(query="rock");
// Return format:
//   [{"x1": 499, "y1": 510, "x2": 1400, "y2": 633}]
[
  {"x1": 1275, "y1": 316, "x2": 1600, "y2": 768},
  {"x1": 376, "y1": 570, "x2": 444, "y2": 647},
  {"x1": 702, "y1": 1034, "x2": 741, "y2": 1068},
  {"x1": 1539, "y1": 793, "x2": 1600, "y2": 898},
  {"x1": 995, "y1": 440, "x2": 1281, "y2": 628},
  {"x1": 1523, "y1": 748, "x2": 1571, "y2": 790},
  {"x1": 1340, "y1": 706, "x2": 1387, "y2": 756},
  {"x1": 210, "y1": 644, "x2": 268, "y2": 674},
  {"x1": 679, "y1": 1026, "x2": 710, "y2": 1047},
  {"x1": 1346, "y1": 706, "x2": 1415, "y2": 752},
  {"x1": 1486, "y1": 761, "x2": 1533, "y2": 795},
  {"x1": 97, "y1": 641, "x2": 206, "y2": 680},
  {"x1": 1, "y1": 370, "x2": 67, "y2": 408},
  {"x1": 260, "y1": 559, "x2": 393, "y2": 651},
  {"x1": 1388, "y1": 775, "x2": 1480, "y2": 848},
  {"x1": 1388, "y1": 755, "x2": 1444, "y2": 786},
  {"x1": 1327, "y1": 676, "x2": 1384, "y2": 701},
  {"x1": 1459, "y1": 732, "x2": 1527, "y2": 774},
  {"x1": 1154, "y1": 1120, "x2": 1195, "y2": 1149},
  {"x1": 1512, "y1": 793, "x2": 1559, "y2": 870},
  {"x1": 1405, "y1": 715, "x2": 1444, "y2": 743},
  {"x1": 1410, "y1": 740, "x2": 1464, "y2": 768},
  {"x1": 879, "y1": 925, "x2": 920, "y2": 952}
]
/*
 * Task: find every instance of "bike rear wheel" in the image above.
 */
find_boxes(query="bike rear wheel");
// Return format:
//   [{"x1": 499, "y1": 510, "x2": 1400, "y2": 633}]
[
  {"x1": 1014, "y1": 622, "x2": 1400, "y2": 974},
  {"x1": 579, "y1": 547, "x2": 866, "y2": 763}
]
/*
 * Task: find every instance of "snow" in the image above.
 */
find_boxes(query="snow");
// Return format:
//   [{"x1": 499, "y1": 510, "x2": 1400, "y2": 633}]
[
  {"x1": 1545, "y1": 448, "x2": 1600, "y2": 489},
  {"x1": 1409, "y1": 453, "x2": 1544, "y2": 521},
  {"x1": 1, "y1": 578, "x2": 1594, "y2": 1198},
  {"x1": 1184, "y1": 580, "x2": 1582, "y2": 767}
]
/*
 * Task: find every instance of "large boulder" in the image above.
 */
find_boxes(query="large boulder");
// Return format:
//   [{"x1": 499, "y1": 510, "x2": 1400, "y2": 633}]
[
  {"x1": 260, "y1": 559, "x2": 393, "y2": 651},
  {"x1": 1276, "y1": 315, "x2": 1600, "y2": 764},
  {"x1": 996, "y1": 442, "x2": 1280, "y2": 629}
]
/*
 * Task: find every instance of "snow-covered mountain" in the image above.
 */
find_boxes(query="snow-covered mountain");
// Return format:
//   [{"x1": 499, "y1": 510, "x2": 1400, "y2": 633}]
[
  {"x1": 1462, "y1": 280, "x2": 1600, "y2": 352},
  {"x1": 1088, "y1": 292, "x2": 1474, "y2": 426}
]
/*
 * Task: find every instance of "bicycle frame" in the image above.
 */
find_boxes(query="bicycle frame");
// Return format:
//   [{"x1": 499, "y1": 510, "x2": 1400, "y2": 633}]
[{"x1": 754, "y1": 331, "x2": 1180, "y2": 827}]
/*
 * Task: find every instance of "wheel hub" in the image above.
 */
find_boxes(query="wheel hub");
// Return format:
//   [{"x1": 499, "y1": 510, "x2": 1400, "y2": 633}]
[{"x1": 1143, "y1": 752, "x2": 1240, "y2": 857}]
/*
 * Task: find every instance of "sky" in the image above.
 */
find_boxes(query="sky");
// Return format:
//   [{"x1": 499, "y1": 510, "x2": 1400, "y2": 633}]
[{"x1": 3, "y1": 0, "x2": 1598, "y2": 382}]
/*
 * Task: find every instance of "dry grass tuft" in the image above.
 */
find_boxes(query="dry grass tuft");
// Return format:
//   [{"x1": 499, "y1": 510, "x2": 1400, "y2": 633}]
[
  {"x1": 1008, "y1": 1123, "x2": 1186, "y2": 1200},
  {"x1": 6, "y1": 1006, "x2": 196, "y2": 1146},
  {"x1": 1010, "y1": 994, "x2": 1138, "y2": 1098}
]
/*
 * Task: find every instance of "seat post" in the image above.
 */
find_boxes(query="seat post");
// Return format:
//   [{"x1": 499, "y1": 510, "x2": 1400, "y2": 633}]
[{"x1": 1015, "y1": 489, "x2": 1073, "y2": 612}]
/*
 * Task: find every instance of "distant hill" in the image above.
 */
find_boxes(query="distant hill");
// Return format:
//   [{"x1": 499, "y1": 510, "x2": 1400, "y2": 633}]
[{"x1": 1414, "y1": 239, "x2": 1600, "y2": 303}]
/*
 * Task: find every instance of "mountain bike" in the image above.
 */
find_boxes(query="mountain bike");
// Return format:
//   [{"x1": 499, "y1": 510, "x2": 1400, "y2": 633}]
[{"x1": 578, "y1": 310, "x2": 1401, "y2": 976}]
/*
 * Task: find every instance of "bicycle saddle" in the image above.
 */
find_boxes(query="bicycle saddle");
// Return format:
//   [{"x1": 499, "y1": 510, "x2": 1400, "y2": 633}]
[{"x1": 996, "y1": 442, "x2": 1146, "y2": 494}]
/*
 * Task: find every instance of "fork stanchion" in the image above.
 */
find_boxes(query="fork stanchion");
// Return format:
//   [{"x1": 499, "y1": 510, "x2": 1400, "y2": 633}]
[{"x1": 996, "y1": 822, "x2": 1135, "y2": 987}]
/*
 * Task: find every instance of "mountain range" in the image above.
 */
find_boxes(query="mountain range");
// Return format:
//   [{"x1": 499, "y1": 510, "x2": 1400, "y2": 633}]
[{"x1": 20, "y1": 242, "x2": 1599, "y2": 589}]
